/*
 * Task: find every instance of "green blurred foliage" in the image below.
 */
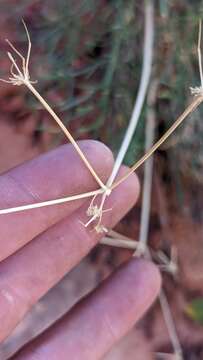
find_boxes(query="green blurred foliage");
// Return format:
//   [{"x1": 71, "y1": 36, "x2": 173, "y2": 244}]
[{"x1": 186, "y1": 298, "x2": 203, "y2": 325}]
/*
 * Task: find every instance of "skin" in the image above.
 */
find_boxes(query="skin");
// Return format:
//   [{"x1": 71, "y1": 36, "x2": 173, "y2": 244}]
[{"x1": 0, "y1": 140, "x2": 161, "y2": 359}]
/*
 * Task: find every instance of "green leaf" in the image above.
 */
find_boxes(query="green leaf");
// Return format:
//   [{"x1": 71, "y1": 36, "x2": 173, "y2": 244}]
[{"x1": 185, "y1": 298, "x2": 203, "y2": 325}]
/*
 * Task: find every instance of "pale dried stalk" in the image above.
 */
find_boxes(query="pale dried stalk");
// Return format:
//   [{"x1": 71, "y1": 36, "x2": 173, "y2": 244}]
[
  {"x1": 85, "y1": 0, "x2": 154, "y2": 231},
  {"x1": 134, "y1": 78, "x2": 158, "y2": 256},
  {"x1": 0, "y1": 189, "x2": 103, "y2": 215},
  {"x1": 0, "y1": 21, "x2": 107, "y2": 192},
  {"x1": 101, "y1": 229, "x2": 178, "y2": 272},
  {"x1": 100, "y1": 237, "x2": 138, "y2": 250},
  {"x1": 132, "y1": 75, "x2": 182, "y2": 357},
  {"x1": 111, "y1": 93, "x2": 203, "y2": 190},
  {"x1": 108, "y1": 229, "x2": 135, "y2": 242},
  {"x1": 106, "y1": 0, "x2": 154, "y2": 187},
  {"x1": 136, "y1": 250, "x2": 182, "y2": 358},
  {"x1": 156, "y1": 247, "x2": 178, "y2": 276},
  {"x1": 26, "y1": 82, "x2": 107, "y2": 192},
  {"x1": 198, "y1": 20, "x2": 203, "y2": 88},
  {"x1": 159, "y1": 290, "x2": 183, "y2": 360}
]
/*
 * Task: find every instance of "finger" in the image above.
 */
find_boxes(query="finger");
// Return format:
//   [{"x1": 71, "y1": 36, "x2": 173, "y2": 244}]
[
  {"x1": 0, "y1": 168, "x2": 139, "y2": 342},
  {"x1": 13, "y1": 259, "x2": 161, "y2": 360},
  {"x1": 0, "y1": 140, "x2": 113, "y2": 260}
]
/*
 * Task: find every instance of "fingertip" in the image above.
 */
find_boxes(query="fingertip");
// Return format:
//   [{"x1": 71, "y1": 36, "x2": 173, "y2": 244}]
[
  {"x1": 126, "y1": 258, "x2": 162, "y2": 302},
  {"x1": 78, "y1": 140, "x2": 114, "y2": 181}
]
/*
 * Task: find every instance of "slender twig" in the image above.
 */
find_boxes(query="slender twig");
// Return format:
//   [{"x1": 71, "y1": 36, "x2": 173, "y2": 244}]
[
  {"x1": 100, "y1": 237, "x2": 138, "y2": 250},
  {"x1": 198, "y1": 20, "x2": 203, "y2": 88},
  {"x1": 0, "y1": 20, "x2": 107, "y2": 192},
  {"x1": 132, "y1": 77, "x2": 182, "y2": 358},
  {"x1": 138, "y1": 250, "x2": 183, "y2": 358},
  {"x1": 86, "y1": 0, "x2": 154, "y2": 231},
  {"x1": 131, "y1": 72, "x2": 182, "y2": 357},
  {"x1": 26, "y1": 82, "x2": 107, "y2": 191},
  {"x1": 134, "y1": 78, "x2": 158, "y2": 255},
  {"x1": 107, "y1": 0, "x2": 154, "y2": 187},
  {"x1": 111, "y1": 94, "x2": 203, "y2": 191},
  {"x1": 99, "y1": 19, "x2": 198, "y2": 353},
  {"x1": 100, "y1": 230, "x2": 179, "y2": 275},
  {"x1": 108, "y1": 229, "x2": 135, "y2": 242},
  {"x1": 0, "y1": 189, "x2": 103, "y2": 215},
  {"x1": 156, "y1": 247, "x2": 178, "y2": 276},
  {"x1": 159, "y1": 290, "x2": 183, "y2": 360}
]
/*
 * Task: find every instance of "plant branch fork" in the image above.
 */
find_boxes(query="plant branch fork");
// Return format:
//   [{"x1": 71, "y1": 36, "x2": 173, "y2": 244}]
[{"x1": 0, "y1": 17, "x2": 203, "y2": 240}]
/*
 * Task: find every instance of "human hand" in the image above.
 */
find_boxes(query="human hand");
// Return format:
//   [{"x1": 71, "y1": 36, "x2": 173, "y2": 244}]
[{"x1": 0, "y1": 140, "x2": 161, "y2": 359}]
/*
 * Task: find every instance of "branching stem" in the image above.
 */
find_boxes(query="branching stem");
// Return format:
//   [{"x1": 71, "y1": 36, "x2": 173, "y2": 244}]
[
  {"x1": 110, "y1": 94, "x2": 203, "y2": 190},
  {"x1": 87, "y1": 0, "x2": 154, "y2": 231}
]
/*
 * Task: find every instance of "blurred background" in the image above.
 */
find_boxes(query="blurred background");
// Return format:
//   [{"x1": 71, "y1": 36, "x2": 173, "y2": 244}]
[{"x1": 0, "y1": 1, "x2": 203, "y2": 359}]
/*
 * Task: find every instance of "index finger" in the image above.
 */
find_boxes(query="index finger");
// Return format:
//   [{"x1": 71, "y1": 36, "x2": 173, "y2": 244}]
[{"x1": 0, "y1": 140, "x2": 113, "y2": 260}]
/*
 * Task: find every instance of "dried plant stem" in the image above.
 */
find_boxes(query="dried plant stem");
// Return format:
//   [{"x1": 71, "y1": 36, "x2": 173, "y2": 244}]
[
  {"x1": 139, "y1": 245, "x2": 183, "y2": 358},
  {"x1": 198, "y1": 20, "x2": 203, "y2": 88},
  {"x1": 107, "y1": 229, "x2": 135, "y2": 242},
  {"x1": 0, "y1": 189, "x2": 103, "y2": 215},
  {"x1": 159, "y1": 290, "x2": 183, "y2": 360},
  {"x1": 101, "y1": 229, "x2": 138, "y2": 248},
  {"x1": 89, "y1": 0, "x2": 154, "y2": 230},
  {"x1": 130, "y1": 76, "x2": 182, "y2": 357},
  {"x1": 101, "y1": 230, "x2": 177, "y2": 273},
  {"x1": 26, "y1": 82, "x2": 106, "y2": 191},
  {"x1": 134, "y1": 78, "x2": 158, "y2": 255},
  {"x1": 100, "y1": 237, "x2": 138, "y2": 250},
  {"x1": 0, "y1": 19, "x2": 106, "y2": 192},
  {"x1": 106, "y1": 0, "x2": 154, "y2": 187},
  {"x1": 111, "y1": 94, "x2": 203, "y2": 190}
]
